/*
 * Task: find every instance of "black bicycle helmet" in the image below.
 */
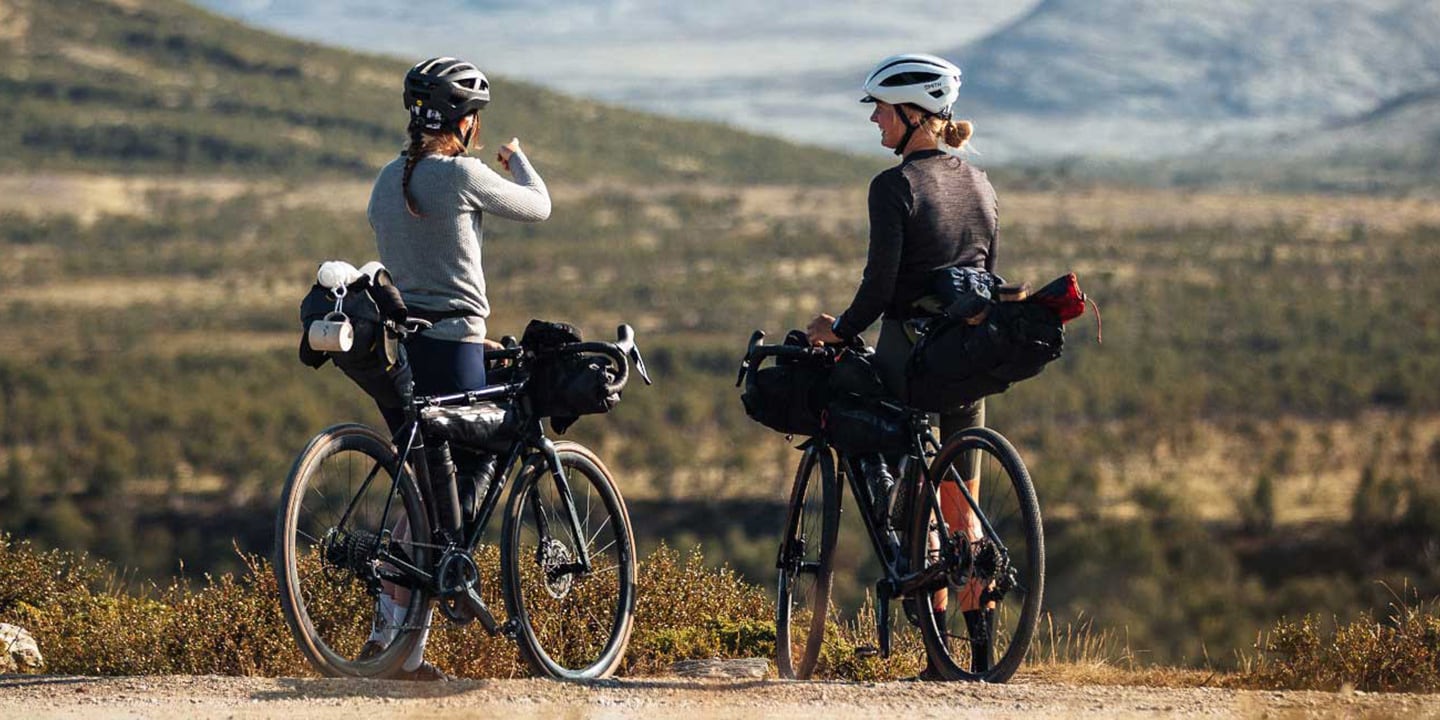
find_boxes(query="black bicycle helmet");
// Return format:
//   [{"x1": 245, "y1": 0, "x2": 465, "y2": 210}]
[{"x1": 403, "y1": 57, "x2": 491, "y2": 132}]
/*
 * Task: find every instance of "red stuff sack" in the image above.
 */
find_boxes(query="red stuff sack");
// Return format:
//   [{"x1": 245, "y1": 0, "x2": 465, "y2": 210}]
[{"x1": 1030, "y1": 272, "x2": 1087, "y2": 323}]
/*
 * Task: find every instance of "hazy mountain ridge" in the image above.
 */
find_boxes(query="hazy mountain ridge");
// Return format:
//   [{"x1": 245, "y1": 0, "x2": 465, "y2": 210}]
[
  {"x1": 958, "y1": 0, "x2": 1440, "y2": 121},
  {"x1": 185, "y1": 0, "x2": 1440, "y2": 182},
  {"x1": 941, "y1": 0, "x2": 1440, "y2": 184},
  {"x1": 0, "y1": 0, "x2": 878, "y2": 183}
]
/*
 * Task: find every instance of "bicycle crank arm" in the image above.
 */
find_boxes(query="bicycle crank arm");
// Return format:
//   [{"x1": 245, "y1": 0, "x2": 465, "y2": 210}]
[
  {"x1": 890, "y1": 561, "x2": 954, "y2": 599},
  {"x1": 459, "y1": 586, "x2": 501, "y2": 635},
  {"x1": 875, "y1": 580, "x2": 893, "y2": 659}
]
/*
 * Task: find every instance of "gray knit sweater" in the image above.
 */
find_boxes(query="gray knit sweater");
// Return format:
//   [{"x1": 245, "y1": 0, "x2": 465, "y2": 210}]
[{"x1": 367, "y1": 150, "x2": 551, "y2": 343}]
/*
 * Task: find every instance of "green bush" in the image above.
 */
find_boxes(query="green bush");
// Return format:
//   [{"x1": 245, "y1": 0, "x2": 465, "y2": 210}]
[
  {"x1": 0, "y1": 534, "x2": 795, "y2": 678},
  {"x1": 1241, "y1": 595, "x2": 1440, "y2": 692}
]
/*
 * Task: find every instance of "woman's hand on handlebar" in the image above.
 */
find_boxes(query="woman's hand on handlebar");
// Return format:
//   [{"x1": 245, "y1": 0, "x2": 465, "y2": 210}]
[
  {"x1": 806, "y1": 313, "x2": 843, "y2": 346},
  {"x1": 482, "y1": 337, "x2": 517, "y2": 367}
]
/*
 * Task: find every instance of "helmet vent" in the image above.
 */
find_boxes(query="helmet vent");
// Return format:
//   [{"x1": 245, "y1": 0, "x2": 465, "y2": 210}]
[{"x1": 879, "y1": 71, "x2": 939, "y2": 87}]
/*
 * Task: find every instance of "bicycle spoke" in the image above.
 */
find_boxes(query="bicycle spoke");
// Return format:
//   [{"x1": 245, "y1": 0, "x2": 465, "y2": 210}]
[
  {"x1": 587, "y1": 515, "x2": 614, "y2": 550},
  {"x1": 276, "y1": 426, "x2": 436, "y2": 679},
  {"x1": 504, "y1": 447, "x2": 633, "y2": 679},
  {"x1": 915, "y1": 430, "x2": 1043, "y2": 683}
]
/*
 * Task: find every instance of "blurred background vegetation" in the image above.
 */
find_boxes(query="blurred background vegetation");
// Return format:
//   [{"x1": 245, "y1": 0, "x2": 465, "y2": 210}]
[{"x1": 1, "y1": 0, "x2": 1437, "y2": 672}]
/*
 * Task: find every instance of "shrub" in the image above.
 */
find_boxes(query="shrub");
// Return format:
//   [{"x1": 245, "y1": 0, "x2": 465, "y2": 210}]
[
  {"x1": 1240, "y1": 593, "x2": 1440, "y2": 692},
  {"x1": 0, "y1": 534, "x2": 799, "y2": 678}
]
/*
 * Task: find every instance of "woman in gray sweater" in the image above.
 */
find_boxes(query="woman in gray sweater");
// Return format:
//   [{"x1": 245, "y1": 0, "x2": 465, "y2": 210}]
[
  {"x1": 363, "y1": 56, "x2": 551, "y2": 681},
  {"x1": 369, "y1": 56, "x2": 551, "y2": 409}
]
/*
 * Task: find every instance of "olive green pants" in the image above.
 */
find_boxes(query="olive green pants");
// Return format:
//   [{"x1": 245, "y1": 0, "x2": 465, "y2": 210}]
[{"x1": 873, "y1": 318, "x2": 985, "y2": 477}]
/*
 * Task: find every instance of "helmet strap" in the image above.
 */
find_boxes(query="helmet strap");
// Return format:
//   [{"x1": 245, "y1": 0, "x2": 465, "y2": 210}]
[
  {"x1": 893, "y1": 105, "x2": 926, "y2": 157},
  {"x1": 455, "y1": 111, "x2": 481, "y2": 153}
]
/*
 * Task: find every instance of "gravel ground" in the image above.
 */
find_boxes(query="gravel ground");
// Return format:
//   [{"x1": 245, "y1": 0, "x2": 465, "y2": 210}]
[{"x1": 2, "y1": 675, "x2": 1439, "y2": 720}]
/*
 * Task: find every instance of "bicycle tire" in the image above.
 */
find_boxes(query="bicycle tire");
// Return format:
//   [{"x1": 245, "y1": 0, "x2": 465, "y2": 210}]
[
  {"x1": 274, "y1": 423, "x2": 434, "y2": 678},
  {"x1": 775, "y1": 443, "x2": 840, "y2": 680},
  {"x1": 500, "y1": 441, "x2": 636, "y2": 679},
  {"x1": 909, "y1": 427, "x2": 1043, "y2": 683}
]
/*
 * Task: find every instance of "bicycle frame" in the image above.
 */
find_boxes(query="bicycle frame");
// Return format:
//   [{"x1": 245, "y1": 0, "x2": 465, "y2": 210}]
[
  {"x1": 821, "y1": 409, "x2": 1005, "y2": 658},
  {"x1": 334, "y1": 380, "x2": 597, "y2": 637}
]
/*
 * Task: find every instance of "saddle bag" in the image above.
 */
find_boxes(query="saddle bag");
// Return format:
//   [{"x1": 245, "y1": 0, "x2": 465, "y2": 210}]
[
  {"x1": 299, "y1": 266, "x2": 413, "y2": 410},
  {"x1": 905, "y1": 273, "x2": 1088, "y2": 412}
]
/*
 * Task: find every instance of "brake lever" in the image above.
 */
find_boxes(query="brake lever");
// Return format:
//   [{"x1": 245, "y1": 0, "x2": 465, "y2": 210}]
[
  {"x1": 615, "y1": 324, "x2": 653, "y2": 386},
  {"x1": 736, "y1": 330, "x2": 765, "y2": 387}
]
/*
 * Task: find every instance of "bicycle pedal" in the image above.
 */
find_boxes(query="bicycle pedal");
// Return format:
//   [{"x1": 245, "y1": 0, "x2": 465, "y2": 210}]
[{"x1": 854, "y1": 646, "x2": 880, "y2": 658}]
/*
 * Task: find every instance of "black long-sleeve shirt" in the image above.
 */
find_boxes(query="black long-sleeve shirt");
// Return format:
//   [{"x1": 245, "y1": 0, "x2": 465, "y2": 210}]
[{"x1": 834, "y1": 149, "x2": 999, "y2": 339}]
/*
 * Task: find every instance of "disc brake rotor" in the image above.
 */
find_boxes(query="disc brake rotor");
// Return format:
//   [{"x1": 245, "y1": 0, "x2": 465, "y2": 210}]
[{"x1": 539, "y1": 537, "x2": 576, "y2": 598}]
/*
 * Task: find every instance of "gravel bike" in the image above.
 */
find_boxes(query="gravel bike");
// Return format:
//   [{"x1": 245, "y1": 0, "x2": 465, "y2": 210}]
[
  {"x1": 275, "y1": 324, "x2": 651, "y2": 680},
  {"x1": 738, "y1": 330, "x2": 1044, "y2": 682}
]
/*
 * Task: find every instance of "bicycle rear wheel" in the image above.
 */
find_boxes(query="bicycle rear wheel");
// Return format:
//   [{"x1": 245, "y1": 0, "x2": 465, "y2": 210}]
[
  {"x1": 775, "y1": 443, "x2": 839, "y2": 680},
  {"x1": 274, "y1": 423, "x2": 433, "y2": 678},
  {"x1": 909, "y1": 427, "x2": 1043, "y2": 683},
  {"x1": 500, "y1": 441, "x2": 636, "y2": 679}
]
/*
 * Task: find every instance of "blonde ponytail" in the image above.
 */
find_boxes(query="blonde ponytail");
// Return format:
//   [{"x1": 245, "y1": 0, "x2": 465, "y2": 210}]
[
  {"x1": 941, "y1": 119, "x2": 972, "y2": 150},
  {"x1": 922, "y1": 115, "x2": 973, "y2": 153}
]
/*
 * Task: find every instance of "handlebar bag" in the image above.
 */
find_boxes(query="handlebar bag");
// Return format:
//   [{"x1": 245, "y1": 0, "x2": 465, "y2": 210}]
[
  {"x1": 740, "y1": 331, "x2": 832, "y2": 437},
  {"x1": 742, "y1": 361, "x2": 830, "y2": 437},
  {"x1": 299, "y1": 279, "x2": 413, "y2": 410},
  {"x1": 529, "y1": 350, "x2": 620, "y2": 433},
  {"x1": 520, "y1": 319, "x2": 583, "y2": 350}
]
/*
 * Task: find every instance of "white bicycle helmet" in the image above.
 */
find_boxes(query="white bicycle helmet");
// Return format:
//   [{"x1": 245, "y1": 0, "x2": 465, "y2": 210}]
[{"x1": 860, "y1": 53, "x2": 962, "y2": 117}]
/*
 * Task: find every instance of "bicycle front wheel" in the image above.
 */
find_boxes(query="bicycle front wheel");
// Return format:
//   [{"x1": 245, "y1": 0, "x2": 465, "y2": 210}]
[
  {"x1": 500, "y1": 441, "x2": 636, "y2": 679},
  {"x1": 775, "y1": 443, "x2": 839, "y2": 680},
  {"x1": 909, "y1": 427, "x2": 1043, "y2": 683},
  {"x1": 274, "y1": 423, "x2": 433, "y2": 678}
]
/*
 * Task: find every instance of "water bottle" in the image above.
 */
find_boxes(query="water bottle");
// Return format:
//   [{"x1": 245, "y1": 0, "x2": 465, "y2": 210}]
[
  {"x1": 859, "y1": 454, "x2": 894, "y2": 524},
  {"x1": 424, "y1": 441, "x2": 462, "y2": 535}
]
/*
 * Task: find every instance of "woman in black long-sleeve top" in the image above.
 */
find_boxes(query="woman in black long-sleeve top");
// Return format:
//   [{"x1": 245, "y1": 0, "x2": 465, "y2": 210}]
[{"x1": 806, "y1": 52, "x2": 1000, "y2": 678}]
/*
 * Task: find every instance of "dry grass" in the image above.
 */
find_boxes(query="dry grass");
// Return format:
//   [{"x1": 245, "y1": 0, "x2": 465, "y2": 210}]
[
  {"x1": 0, "y1": 535, "x2": 780, "y2": 679},
  {"x1": 42, "y1": 533, "x2": 1440, "y2": 692},
  {"x1": 1235, "y1": 590, "x2": 1440, "y2": 692}
]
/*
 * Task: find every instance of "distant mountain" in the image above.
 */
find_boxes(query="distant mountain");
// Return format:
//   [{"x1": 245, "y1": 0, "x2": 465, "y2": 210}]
[
  {"x1": 1209, "y1": 85, "x2": 1440, "y2": 191},
  {"x1": 948, "y1": 0, "x2": 1440, "y2": 163},
  {"x1": 189, "y1": 0, "x2": 1040, "y2": 156},
  {"x1": 0, "y1": 0, "x2": 878, "y2": 183}
]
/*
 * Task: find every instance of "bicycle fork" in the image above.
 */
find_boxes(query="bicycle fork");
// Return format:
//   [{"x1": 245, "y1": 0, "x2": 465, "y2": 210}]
[{"x1": 536, "y1": 436, "x2": 594, "y2": 576}]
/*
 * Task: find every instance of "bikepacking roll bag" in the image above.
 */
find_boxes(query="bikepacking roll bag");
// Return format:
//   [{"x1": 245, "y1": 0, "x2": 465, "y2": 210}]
[
  {"x1": 740, "y1": 331, "x2": 831, "y2": 437},
  {"x1": 905, "y1": 272, "x2": 1089, "y2": 413},
  {"x1": 298, "y1": 266, "x2": 413, "y2": 410},
  {"x1": 420, "y1": 400, "x2": 522, "y2": 452},
  {"x1": 523, "y1": 320, "x2": 621, "y2": 433},
  {"x1": 824, "y1": 395, "x2": 911, "y2": 455},
  {"x1": 822, "y1": 351, "x2": 910, "y2": 454}
]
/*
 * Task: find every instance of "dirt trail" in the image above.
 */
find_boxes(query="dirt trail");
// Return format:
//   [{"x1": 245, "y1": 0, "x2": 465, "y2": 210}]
[{"x1": 1, "y1": 675, "x2": 1436, "y2": 719}]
